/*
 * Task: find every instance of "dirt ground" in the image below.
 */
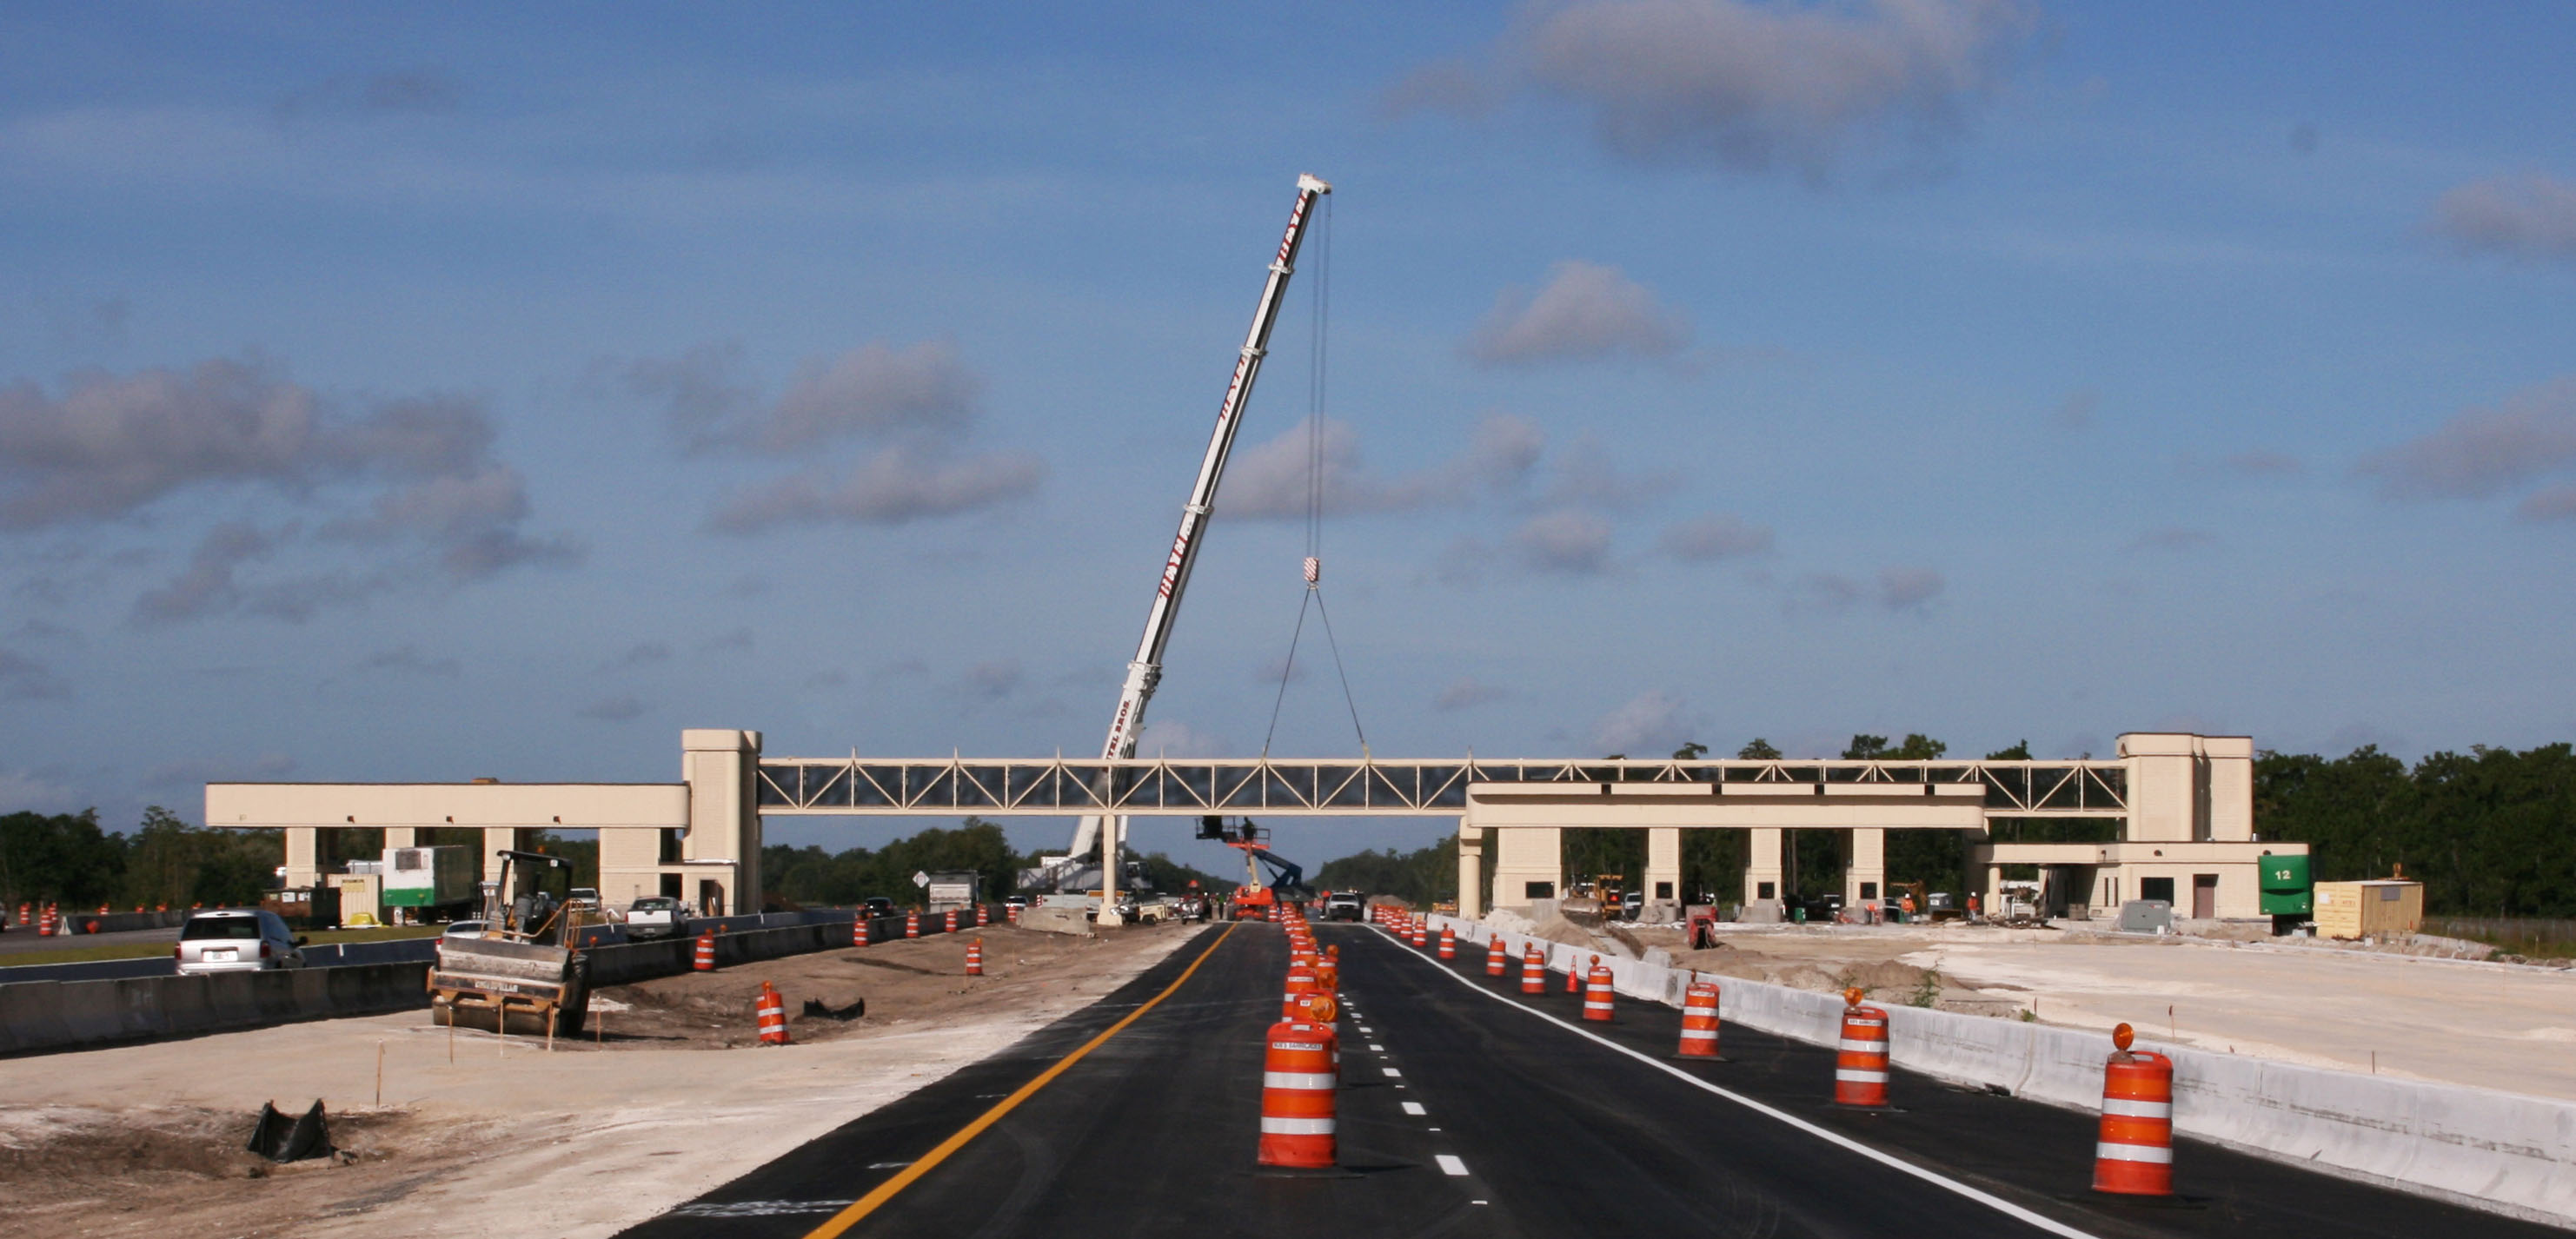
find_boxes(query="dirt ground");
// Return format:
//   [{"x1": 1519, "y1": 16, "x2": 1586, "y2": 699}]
[
  {"x1": 1499, "y1": 915, "x2": 2576, "y2": 1099},
  {"x1": 0, "y1": 920, "x2": 1198, "y2": 1238}
]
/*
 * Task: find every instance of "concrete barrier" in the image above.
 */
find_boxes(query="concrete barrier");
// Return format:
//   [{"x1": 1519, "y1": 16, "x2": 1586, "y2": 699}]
[
  {"x1": 1430, "y1": 914, "x2": 2576, "y2": 1227},
  {"x1": 0, "y1": 961, "x2": 431, "y2": 1057}
]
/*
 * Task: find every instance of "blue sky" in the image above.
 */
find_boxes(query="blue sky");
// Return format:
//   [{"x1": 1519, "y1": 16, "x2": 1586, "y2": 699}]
[{"x1": 4, "y1": 2, "x2": 2573, "y2": 865}]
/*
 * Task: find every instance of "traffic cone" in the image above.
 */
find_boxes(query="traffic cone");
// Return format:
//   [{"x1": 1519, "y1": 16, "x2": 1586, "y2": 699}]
[
  {"x1": 1835, "y1": 988, "x2": 1891, "y2": 1108},
  {"x1": 1256, "y1": 1017, "x2": 1338, "y2": 1168},
  {"x1": 693, "y1": 931, "x2": 716, "y2": 971},
  {"x1": 1583, "y1": 956, "x2": 1615, "y2": 1022},
  {"x1": 1677, "y1": 976, "x2": 1722, "y2": 1058},
  {"x1": 755, "y1": 981, "x2": 790, "y2": 1045},
  {"x1": 2093, "y1": 1024, "x2": 2174, "y2": 1196},
  {"x1": 977, "y1": 903, "x2": 990, "y2": 927},
  {"x1": 1437, "y1": 926, "x2": 1456, "y2": 959},
  {"x1": 1486, "y1": 936, "x2": 1508, "y2": 977},
  {"x1": 966, "y1": 938, "x2": 985, "y2": 977},
  {"x1": 1566, "y1": 957, "x2": 1581, "y2": 992},
  {"x1": 1520, "y1": 941, "x2": 1545, "y2": 994},
  {"x1": 944, "y1": 908, "x2": 958, "y2": 934},
  {"x1": 906, "y1": 909, "x2": 920, "y2": 938}
]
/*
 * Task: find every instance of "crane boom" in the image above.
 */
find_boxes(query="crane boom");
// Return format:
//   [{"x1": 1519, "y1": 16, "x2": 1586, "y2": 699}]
[{"x1": 1055, "y1": 173, "x2": 1331, "y2": 891}]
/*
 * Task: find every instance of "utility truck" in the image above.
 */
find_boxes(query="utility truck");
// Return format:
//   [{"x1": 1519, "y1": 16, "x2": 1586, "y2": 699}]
[{"x1": 382, "y1": 845, "x2": 475, "y2": 923}]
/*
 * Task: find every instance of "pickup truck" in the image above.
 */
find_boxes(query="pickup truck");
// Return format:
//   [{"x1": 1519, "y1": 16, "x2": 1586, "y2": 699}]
[
  {"x1": 1322, "y1": 892, "x2": 1364, "y2": 922},
  {"x1": 624, "y1": 896, "x2": 690, "y2": 941}
]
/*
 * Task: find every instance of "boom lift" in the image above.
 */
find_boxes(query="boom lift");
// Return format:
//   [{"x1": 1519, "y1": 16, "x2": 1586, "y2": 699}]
[
  {"x1": 1023, "y1": 174, "x2": 1334, "y2": 898},
  {"x1": 1198, "y1": 815, "x2": 1311, "y2": 918}
]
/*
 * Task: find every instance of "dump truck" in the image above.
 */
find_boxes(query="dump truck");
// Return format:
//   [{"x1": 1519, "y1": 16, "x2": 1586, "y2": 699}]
[{"x1": 428, "y1": 849, "x2": 589, "y2": 1037}]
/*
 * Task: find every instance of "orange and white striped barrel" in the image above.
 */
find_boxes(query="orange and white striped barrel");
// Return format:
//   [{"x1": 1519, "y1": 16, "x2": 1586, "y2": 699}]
[
  {"x1": 1410, "y1": 920, "x2": 1428, "y2": 948},
  {"x1": 943, "y1": 908, "x2": 958, "y2": 934},
  {"x1": 905, "y1": 910, "x2": 920, "y2": 938},
  {"x1": 1437, "y1": 926, "x2": 1456, "y2": 959},
  {"x1": 976, "y1": 903, "x2": 990, "y2": 927},
  {"x1": 853, "y1": 914, "x2": 870, "y2": 948},
  {"x1": 1677, "y1": 977, "x2": 1721, "y2": 1057},
  {"x1": 1256, "y1": 1017, "x2": 1338, "y2": 1168},
  {"x1": 1485, "y1": 936, "x2": 1508, "y2": 977},
  {"x1": 966, "y1": 938, "x2": 985, "y2": 977},
  {"x1": 14, "y1": 904, "x2": 26, "y2": 931},
  {"x1": 1520, "y1": 941, "x2": 1546, "y2": 994},
  {"x1": 2094, "y1": 1024, "x2": 2174, "y2": 1196},
  {"x1": 754, "y1": 982, "x2": 790, "y2": 1045},
  {"x1": 1835, "y1": 990, "x2": 1890, "y2": 1108},
  {"x1": 1583, "y1": 957, "x2": 1616, "y2": 1022},
  {"x1": 1282, "y1": 965, "x2": 1321, "y2": 1019},
  {"x1": 693, "y1": 931, "x2": 716, "y2": 971}
]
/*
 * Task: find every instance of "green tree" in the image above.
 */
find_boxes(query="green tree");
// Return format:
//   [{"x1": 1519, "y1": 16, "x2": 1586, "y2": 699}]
[
  {"x1": 1312, "y1": 838, "x2": 1457, "y2": 905},
  {"x1": 1737, "y1": 739, "x2": 1783, "y2": 759}
]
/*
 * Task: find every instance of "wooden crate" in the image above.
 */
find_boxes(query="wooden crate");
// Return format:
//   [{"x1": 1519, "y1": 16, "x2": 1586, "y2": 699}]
[{"x1": 2314, "y1": 880, "x2": 2423, "y2": 939}]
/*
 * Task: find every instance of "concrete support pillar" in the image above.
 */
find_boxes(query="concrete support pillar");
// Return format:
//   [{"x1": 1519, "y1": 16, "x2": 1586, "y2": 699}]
[
  {"x1": 1456, "y1": 824, "x2": 1485, "y2": 919},
  {"x1": 1846, "y1": 827, "x2": 1886, "y2": 909},
  {"x1": 1489, "y1": 826, "x2": 1562, "y2": 910},
  {"x1": 1744, "y1": 827, "x2": 1783, "y2": 906},
  {"x1": 382, "y1": 827, "x2": 416, "y2": 851},
  {"x1": 283, "y1": 827, "x2": 321, "y2": 889},
  {"x1": 681, "y1": 729, "x2": 764, "y2": 916},
  {"x1": 1643, "y1": 827, "x2": 1682, "y2": 905},
  {"x1": 2203, "y1": 736, "x2": 2254, "y2": 840}
]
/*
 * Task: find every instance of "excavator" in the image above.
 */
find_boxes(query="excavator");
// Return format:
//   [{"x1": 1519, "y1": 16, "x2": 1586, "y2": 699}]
[
  {"x1": 1198, "y1": 816, "x2": 1311, "y2": 918},
  {"x1": 428, "y1": 848, "x2": 590, "y2": 1037}
]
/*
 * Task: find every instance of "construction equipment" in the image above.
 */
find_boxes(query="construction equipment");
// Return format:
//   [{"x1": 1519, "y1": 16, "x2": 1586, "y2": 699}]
[
  {"x1": 1199, "y1": 816, "x2": 1310, "y2": 918},
  {"x1": 428, "y1": 849, "x2": 589, "y2": 1037},
  {"x1": 1996, "y1": 878, "x2": 2045, "y2": 926},
  {"x1": 1894, "y1": 880, "x2": 1964, "y2": 924},
  {"x1": 1022, "y1": 174, "x2": 1333, "y2": 898}
]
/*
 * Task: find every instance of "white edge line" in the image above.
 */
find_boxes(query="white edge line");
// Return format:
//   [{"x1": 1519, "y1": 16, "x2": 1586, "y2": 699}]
[{"x1": 1370, "y1": 925, "x2": 2104, "y2": 1239}]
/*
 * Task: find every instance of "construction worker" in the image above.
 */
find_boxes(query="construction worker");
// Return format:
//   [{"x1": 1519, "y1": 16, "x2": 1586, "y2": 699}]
[
  {"x1": 1900, "y1": 891, "x2": 1917, "y2": 920},
  {"x1": 1966, "y1": 892, "x2": 1982, "y2": 921}
]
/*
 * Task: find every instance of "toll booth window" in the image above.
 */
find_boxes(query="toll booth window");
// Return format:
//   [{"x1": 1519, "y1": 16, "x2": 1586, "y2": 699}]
[
  {"x1": 1756, "y1": 882, "x2": 1776, "y2": 899},
  {"x1": 1524, "y1": 881, "x2": 1554, "y2": 898}
]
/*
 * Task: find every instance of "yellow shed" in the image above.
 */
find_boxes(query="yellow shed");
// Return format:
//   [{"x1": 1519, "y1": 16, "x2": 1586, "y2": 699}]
[{"x1": 2313, "y1": 879, "x2": 2422, "y2": 939}]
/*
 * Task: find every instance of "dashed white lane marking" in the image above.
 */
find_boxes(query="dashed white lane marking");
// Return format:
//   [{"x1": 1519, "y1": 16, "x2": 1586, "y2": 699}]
[
  {"x1": 1401, "y1": 1101, "x2": 1426, "y2": 1116},
  {"x1": 1436, "y1": 1155, "x2": 1470, "y2": 1176},
  {"x1": 1391, "y1": 927, "x2": 2107, "y2": 1239},
  {"x1": 1382, "y1": 1066, "x2": 1402, "y2": 1077},
  {"x1": 1358, "y1": 1025, "x2": 1373, "y2": 1033},
  {"x1": 1368, "y1": 1044, "x2": 1385, "y2": 1051},
  {"x1": 1428, "y1": 1127, "x2": 1442, "y2": 1132}
]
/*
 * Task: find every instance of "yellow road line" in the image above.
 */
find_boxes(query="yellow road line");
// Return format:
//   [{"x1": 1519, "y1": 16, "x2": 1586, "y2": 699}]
[{"x1": 800, "y1": 921, "x2": 1242, "y2": 1239}]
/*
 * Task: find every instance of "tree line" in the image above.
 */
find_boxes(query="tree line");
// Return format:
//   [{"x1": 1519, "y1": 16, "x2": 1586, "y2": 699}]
[
  {"x1": 759, "y1": 818, "x2": 1232, "y2": 908},
  {"x1": 0, "y1": 808, "x2": 280, "y2": 911}
]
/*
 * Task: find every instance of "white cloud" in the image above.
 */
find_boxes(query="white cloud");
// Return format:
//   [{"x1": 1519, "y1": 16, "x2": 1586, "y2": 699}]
[
  {"x1": 2430, "y1": 173, "x2": 2576, "y2": 266},
  {"x1": 2355, "y1": 376, "x2": 2576, "y2": 501},
  {"x1": 1138, "y1": 719, "x2": 1228, "y2": 759},
  {"x1": 623, "y1": 339, "x2": 979, "y2": 456},
  {"x1": 1513, "y1": 507, "x2": 1615, "y2": 573},
  {"x1": 709, "y1": 442, "x2": 1044, "y2": 533},
  {"x1": 1221, "y1": 413, "x2": 1545, "y2": 519},
  {"x1": 1434, "y1": 677, "x2": 1509, "y2": 711},
  {"x1": 1592, "y1": 690, "x2": 1689, "y2": 755},
  {"x1": 1659, "y1": 513, "x2": 1773, "y2": 560},
  {"x1": 1878, "y1": 566, "x2": 1944, "y2": 609},
  {"x1": 1393, "y1": 0, "x2": 2041, "y2": 181},
  {"x1": 1794, "y1": 566, "x2": 1942, "y2": 612},
  {"x1": 1465, "y1": 261, "x2": 1689, "y2": 368},
  {"x1": 2517, "y1": 487, "x2": 2576, "y2": 522}
]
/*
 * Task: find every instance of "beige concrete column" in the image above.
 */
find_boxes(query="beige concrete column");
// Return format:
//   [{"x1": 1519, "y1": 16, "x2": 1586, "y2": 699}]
[
  {"x1": 1456, "y1": 823, "x2": 1485, "y2": 919},
  {"x1": 1846, "y1": 827, "x2": 1886, "y2": 908},
  {"x1": 2203, "y1": 736, "x2": 2254, "y2": 840},
  {"x1": 382, "y1": 827, "x2": 416, "y2": 851},
  {"x1": 1643, "y1": 826, "x2": 1682, "y2": 904},
  {"x1": 1744, "y1": 827, "x2": 1783, "y2": 905},
  {"x1": 1490, "y1": 826, "x2": 1562, "y2": 909},
  {"x1": 681, "y1": 729, "x2": 764, "y2": 914},
  {"x1": 482, "y1": 827, "x2": 530, "y2": 886},
  {"x1": 283, "y1": 827, "x2": 321, "y2": 889},
  {"x1": 2118, "y1": 732, "x2": 2200, "y2": 843}
]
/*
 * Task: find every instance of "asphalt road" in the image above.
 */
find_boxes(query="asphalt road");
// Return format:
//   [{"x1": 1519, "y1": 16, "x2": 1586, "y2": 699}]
[{"x1": 614, "y1": 921, "x2": 2567, "y2": 1239}]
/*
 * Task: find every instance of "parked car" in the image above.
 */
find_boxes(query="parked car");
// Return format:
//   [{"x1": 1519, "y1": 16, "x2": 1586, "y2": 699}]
[
  {"x1": 1322, "y1": 892, "x2": 1365, "y2": 922},
  {"x1": 625, "y1": 896, "x2": 689, "y2": 940},
  {"x1": 176, "y1": 909, "x2": 307, "y2": 974}
]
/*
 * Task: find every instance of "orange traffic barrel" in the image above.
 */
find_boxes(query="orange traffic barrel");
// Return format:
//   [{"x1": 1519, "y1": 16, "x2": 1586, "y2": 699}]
[
  {"x1": 1835, "y1": 988, "x2": 1890, "y2": 1108},
  {"x1": 693, "y1": 931, "x2": 716, "y2": 971},
  {"x1": 944, "y1": 908, "x2": 959, "y2": 934},
  {"x1": 1437, "y1": 926, "x2": 1457, "y2": 959},
  {"x1": 977, "y1": 903, "x2": 991, "y2": 927},
  {"x1": 966, "y1": 938, "x2": 985, "y2": 977},
  {"x1": 1256, "y1": 1017, "x2": 1338, "y2": 1168},
  {"x1": 1315, "y1": 950, "x2": 1339, "y2": 994},
  {"x1": 1520, "y1": 941, "x2": 1546, "y2": 994},
  {"x1": 1677, "y1": 976, "x2": 1722, "y2": 1057},
  {"x1": 1282, "y1": 964, "x2": 1321, "y2": 1018},
  {"x1": 755, "y1": 981, "x2": 790, "y2": 1045},
  {"x1": 1583, "y1": 956, "x2": 1615, "y2": 1022},
  {"x1": 853, "y1": 914, "x2": 871, "y2": 948},
  {"x1": 906, "y1": 909, "x2": 920, "y2": 938},
  {"x1": 1485, "y1": 936, "x2": 1508, "y2": 977},
  {"x1": 2094, "y1": 1024, "x2": 2174, "y2": 1196},
  {"x1": 1411, "y1": 920, "x2": 1428, "y2": 948}
]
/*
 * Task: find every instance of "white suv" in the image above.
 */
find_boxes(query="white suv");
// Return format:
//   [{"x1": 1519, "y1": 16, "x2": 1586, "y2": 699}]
[{"x1": 175, "y1": 910, "x2": 308, "y2": 974}]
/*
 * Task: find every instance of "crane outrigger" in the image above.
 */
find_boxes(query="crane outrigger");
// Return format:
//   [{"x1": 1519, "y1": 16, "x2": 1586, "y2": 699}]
[{"x1": 1025, "y1": 173, "x2": 1332, "y2": 904}]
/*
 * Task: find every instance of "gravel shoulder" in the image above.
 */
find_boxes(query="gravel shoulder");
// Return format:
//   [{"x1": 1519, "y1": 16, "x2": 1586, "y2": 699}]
[{"x1": 0, "y1": 920, "x2": 1198, "y2": 1238}]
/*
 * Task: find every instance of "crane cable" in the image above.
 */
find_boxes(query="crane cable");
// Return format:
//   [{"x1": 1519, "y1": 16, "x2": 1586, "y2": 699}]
[{"x1": 1261, "y1": 195, "x2": 1369, "y2": 759}]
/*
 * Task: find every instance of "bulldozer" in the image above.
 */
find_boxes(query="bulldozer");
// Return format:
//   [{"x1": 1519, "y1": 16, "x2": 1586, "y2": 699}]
[{"x1": 428, "y1": 849, "x2": 590, "y2": 1038}]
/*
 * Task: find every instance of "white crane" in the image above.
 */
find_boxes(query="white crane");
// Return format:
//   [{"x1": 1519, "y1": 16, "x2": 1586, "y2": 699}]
[{"x1": 1033, "y1": 172, "x2": 1331, "y2": 899}]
